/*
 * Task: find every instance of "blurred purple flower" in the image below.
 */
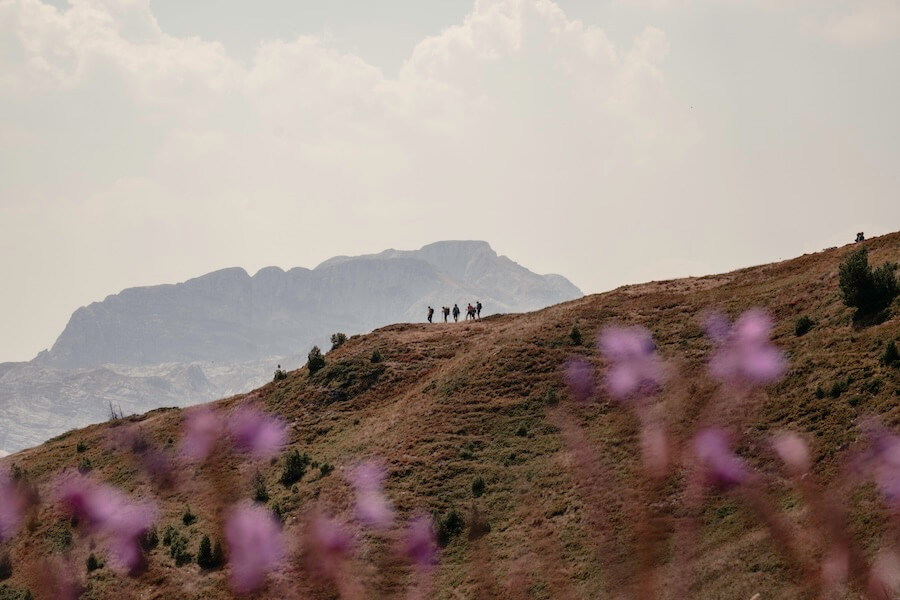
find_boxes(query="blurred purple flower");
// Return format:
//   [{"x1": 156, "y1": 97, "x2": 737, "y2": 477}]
[
  {"x1": 404, "y1": 514, "x2": 438, "y2": 568},
  {"x1": 564, "y1": 357, "x2": 595, "y2": 403},
  {"x1": 0, "y1": 471, "x2": 23, "y2": 543},
  {"x1": 56, "y1": 474, "x2": 155, "y2": 573},
  {"x1": 693, "y1": 428, "x2": 748, "y2": 490},
  {"x1": 597, "y1": 327, "x2": 663, "y2": 400},
  {"x1": 228, "y1": 408, "x2": 287, "y2": 459},
  {"x1": 771, "y1": 432, "x2": 810, "y2": 475},
  {"x1": 349, "y1": 462, "x2": 394, "y2": 529},
  {"x1": 180, "y1": 407, "x2": 223, "y2": 462},
  {"x1": 225, "y1": 503, "x2": 284, "y2": 594},
  {"x1": 706, "y1": 309, "x2": 786, "y2": 386},
  {"x1": 308, "y1": 515, "x2": 354, "y2": 577}
]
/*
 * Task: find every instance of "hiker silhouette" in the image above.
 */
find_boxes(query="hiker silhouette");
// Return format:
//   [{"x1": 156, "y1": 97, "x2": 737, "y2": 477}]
[
  {"x1": 427, "y1": 306, "x2": 434, "y2": 323},
  {"x1": 452, "y1": 304, "x2": 460, "y2": 322}
]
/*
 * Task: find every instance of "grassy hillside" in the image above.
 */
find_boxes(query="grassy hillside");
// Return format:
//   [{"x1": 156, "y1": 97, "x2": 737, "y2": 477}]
[{"x1": 2, "y1": 234, "x2": 900, "y2": 599}]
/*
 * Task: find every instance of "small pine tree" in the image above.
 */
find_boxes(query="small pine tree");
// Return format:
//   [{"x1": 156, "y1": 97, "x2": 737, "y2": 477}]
[
  {"x1": 569, "y1": 325, "x2": 583, "y2": 346},
  {"x1": 883, "y1": 340, "x2": 900, "y2": 367},
  {"x1": 472, "y1": 476, "x2": 486, "y2": 498},
  {"x1": 370, "y1": 349, "x2": 383, "y2": 363},
  {"x1": 253, "y1": 471, "x2": 269, "y2": 503},
  {"x1": 0, "y1": 551, "x2": 11, "y2": 581},
  {"x1": 197, "y1": 535, "x2": 215, "y2": 569},
  {"x1": 330, "y1": 332, "x2": 348, "y2": 351},
  {"x1": 212, "y1": 539, "x2": 225, "y2": 568},
  {"x1": 307, "y1": 346, "x2": 326, "y2": 375},
  {"x1": 280, "y1": 449, "x2": 310, "y2": 486},
  {"x1": 839, "y1": 248, "x2": 899, "y2": 317},
  {"x1": 86, "y1": 553, "x2": 102, "y2": 573},
  {"x1": 182, "y1": 506, "x2": 197, "y2": 526},
  {"x1": 140, "y1": 526, "x2": 159, "y2": 551}
]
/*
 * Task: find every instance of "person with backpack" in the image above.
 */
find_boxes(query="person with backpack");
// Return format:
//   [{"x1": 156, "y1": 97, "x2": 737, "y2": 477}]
[
  {"x1": 442, "y1": 307, "x2": 450, "y2": 322},
  {"x1": 452, "y1": 304, "x2": 460, "y2": 322},
  {"x1": 427, "y1": 306, "x2": 434, "y2": 323},
  {"x1": 476, "y1": 301, "x2": 482, "y2": 319},
  {"x1": 466, "y1": 303, "x2": 475, "y2": 320}
]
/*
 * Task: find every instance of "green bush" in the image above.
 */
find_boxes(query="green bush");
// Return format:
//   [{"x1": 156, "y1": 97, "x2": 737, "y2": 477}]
[
  {"x1": 545, "y1": 387, "x2": 558, "y2": 406},
  {"x1": 86, "y1": 553, "x2": 102, "y2": 573},
  {"x1": 197, "y1": 535, "x2": 222, "y2": 570},
  {"x1": 472, "y1": 477, "x2": 486, "y2": 498},
  {"x1": 319, "y1": 463, "x2": 333, "y2": 478},
  {"x1": 271, "y1": 503, "x2": 285, "y2": 524},
  {"x1": 370, "y1": 349, "x2": 383, "y2": 363},
  {"x1": 162, "y1": 525, "x2": 176, "y2": 546},
  {"x1": 77, "y1": 458, "x2": 92, "y2": 474},
  {"x1": 330, "y1": 333, "x2": 348, "y2": 350},
  {"x1": 140, "y1": 526, "x2": 159, "y2": 551},
  {"x1": 75, "y1": 441, "x2": 87, "y2": 453},
  {"x1": 569, "y1": 325, "x2": 583, "y2": 346},
  {"x1": 181, "y1": 506, "x2": 196, "y2": 526},
  {"x1": 516, "y1": 425, "x2": 528, "y2": 437},
  {"x1": 307, "y1": 346, "x2": 326, "y2": 375},
  {"x1": 280, "y1": 449, "x2": 310, "y2": 486},
  {"x1": 839, "y1": 248, "x2": 899, "y2": 317},
  {"x1": 814, "y1": 386, "x2": 826, "y2": 399},
  {"x1": 883, "y1": 340, "x2": 899, "y2": 367},
  {"x1": 794, "y1": 316, "x2": 815, "y2": 337},
  {"x1": 435, "y1": 509, "x2": 465, "y2": 547},
  {"x1": 169, "y1": 532, "x2": 192, "y2": 566},
  {"x1": 253, "y1": 471, "x2": 269, "y2": 503},
  {"x1": 273, "y1": 365, "x2": 287, "y2": 382}
]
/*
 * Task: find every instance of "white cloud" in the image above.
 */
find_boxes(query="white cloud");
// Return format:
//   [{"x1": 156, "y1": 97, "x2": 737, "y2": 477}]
[{"x1": 815, "y1": 1, "x2": 900, "y2": 46}]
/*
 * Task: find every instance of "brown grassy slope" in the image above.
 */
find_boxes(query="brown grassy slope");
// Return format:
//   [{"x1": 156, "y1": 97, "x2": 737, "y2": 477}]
[{"x1": 2, "y1": 234, "x2": 900, "y2": 599}]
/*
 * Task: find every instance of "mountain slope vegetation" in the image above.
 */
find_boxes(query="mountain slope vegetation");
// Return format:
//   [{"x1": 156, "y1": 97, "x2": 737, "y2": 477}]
[{"x1": 2, "y1": 234, "x2": 899, "y2": 599}]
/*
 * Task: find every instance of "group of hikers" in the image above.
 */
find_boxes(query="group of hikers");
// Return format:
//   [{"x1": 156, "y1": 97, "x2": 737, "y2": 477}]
[
  {"x1": 855, "y1": 231, "x2": 866, "y2": 243},
  {"x1": 427, "y1": 301, "x2": 482, "y2": 323}
]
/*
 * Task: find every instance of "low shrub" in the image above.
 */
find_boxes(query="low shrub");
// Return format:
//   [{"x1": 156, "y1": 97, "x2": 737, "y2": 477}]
[
  {"x1": 330, "y1": 333, "x2": 348, "y2": 351},
  {"x1": 86, "y1": 553, "x2": 103, "y2": 573},
  {"x1": 253, "y1": 471, "x2": 269, "y2": 503},
  {"x1": 472, "y1": 477, "x2": 486, "y2": 498},
  {"x1": 569, "y1": 325, "x2": 583, "y2": 346},
  {"x1": 883, "y1": 340, "x2": 899, "y2": 367},
  {"x1": 182, "y1": 506, "x2": 196, "y2": 526},
  {"x1": 280, "y1": 449, "x2": 311, "y2": 486},
  {"x1": 794, "y1": 316, "x2": 815, "y2": 337}
]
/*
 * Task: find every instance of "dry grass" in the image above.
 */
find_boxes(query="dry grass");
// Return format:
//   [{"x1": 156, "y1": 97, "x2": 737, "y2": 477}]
[{"x1": 2, "y1": 234, "x2": 900, "y2": 599}]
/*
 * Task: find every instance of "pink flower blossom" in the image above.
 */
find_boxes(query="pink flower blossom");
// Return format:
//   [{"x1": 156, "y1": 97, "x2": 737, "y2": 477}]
[
  {"x1": 693, "y1": 428, "x2": 748, "y2": 490},
  {"x1": 180, "y1": 407, "x2": 223, "y2": 461},
  {"x1": 404, "y1": 514, "x2": 438, "y2": 568},
  {"x1": 56, "y1": 474, "x2": 156, "y2": 573},
  {"x1": 597, "y1": 327, "x2": 663, "y2": 400},
  {"x1": 564, "y1": 357, "x2": 594, "y2": 403},
  {"x1": 0, "y1": 471, "x2": 23, "y2": 543},
  {"x1": 771, "y1": 432, "x2": 810, "y2": 475},
  {"x1": 706, "y1": 309, "x2": 786, "y2": 386},
  {"x1": 225, "y1": 503, "x2": 284, "y2": 594},
  {"x1": 349, "y1": 462, "x2": 394, "y2": 529},
  {"x1": 228, "y1": 408, "x2": 287, "y2": 459},
  {"x1": 308, "y1": 515, "x2": 354, "y2": 577}
]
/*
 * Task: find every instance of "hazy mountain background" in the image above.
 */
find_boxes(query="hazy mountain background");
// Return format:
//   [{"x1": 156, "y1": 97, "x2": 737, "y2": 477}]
[{"x1": 0, "y1": 241, "x2": 581, "y2": 455}]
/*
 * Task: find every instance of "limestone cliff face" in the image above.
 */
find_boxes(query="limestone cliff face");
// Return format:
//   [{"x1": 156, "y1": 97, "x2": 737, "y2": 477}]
[{"x1": 1, "y1": 241, "x2": 581, "y2": 453}]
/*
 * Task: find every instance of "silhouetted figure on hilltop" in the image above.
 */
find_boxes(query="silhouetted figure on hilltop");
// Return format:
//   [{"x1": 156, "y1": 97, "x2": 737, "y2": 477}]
[
  {"x1": 856, "y1": 232, "x2": 866, "y2": 243},
  {"x1": 427, "y1": 306, "x2": 434, "y2": 323},
  {"x1": 442, "y1": 307, "x2": 450, "y2": 322},
  {"x1": 476, "y1": 301, "x2": 482, "y2": 319},
  {"x1": 466, "y1": 303, "x2": 475, "y2": 320},
  {"x1": 452, "y1": 304, "x2": 460, "y2": 322}
]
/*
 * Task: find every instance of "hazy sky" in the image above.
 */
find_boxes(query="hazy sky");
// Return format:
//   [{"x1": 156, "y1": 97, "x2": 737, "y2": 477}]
[{"x1": 1, "y1": 0, "x2": 898, "y2": 362}]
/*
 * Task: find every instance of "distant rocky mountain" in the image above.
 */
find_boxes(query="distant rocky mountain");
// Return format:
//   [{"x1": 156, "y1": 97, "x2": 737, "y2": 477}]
[{"x1": 0, "y1": 241, "x2": 581, "y2": 453}]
